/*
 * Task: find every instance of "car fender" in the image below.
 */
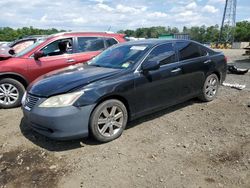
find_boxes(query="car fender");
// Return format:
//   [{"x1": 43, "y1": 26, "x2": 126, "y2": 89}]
[{"x1": 0, "y1": 72, "x2": 29, "y2": 86}]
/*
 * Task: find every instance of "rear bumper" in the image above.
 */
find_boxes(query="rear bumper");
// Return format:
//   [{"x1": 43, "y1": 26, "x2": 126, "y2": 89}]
[
  {"x1": 22, "y1": 104, "x2": 96, "y2": 140},
  {"x1": 220, "y1": 70, "x2": 227, "y2": 84},
  {"x1": 222, "y1": 56, "x2": 228, "y2": 84}
]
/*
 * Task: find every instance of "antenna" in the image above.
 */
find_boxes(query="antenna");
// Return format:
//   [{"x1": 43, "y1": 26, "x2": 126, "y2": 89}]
[{"x1": 219, "y1": 0, "x2": 237, "y2": 43}]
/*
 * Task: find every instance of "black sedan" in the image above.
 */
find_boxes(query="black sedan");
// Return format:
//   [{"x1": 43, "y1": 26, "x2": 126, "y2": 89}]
[{"x1": 22, "y1": 40, "x2": 227, "y2": 142}]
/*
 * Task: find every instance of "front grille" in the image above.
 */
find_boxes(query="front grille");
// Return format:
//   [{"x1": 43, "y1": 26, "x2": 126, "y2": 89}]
[{"x1": 25, "y1": 94, "x2": 40, "y2": 109}]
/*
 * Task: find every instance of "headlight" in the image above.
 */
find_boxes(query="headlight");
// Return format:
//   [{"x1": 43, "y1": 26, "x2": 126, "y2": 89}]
[
  {"x1": 21, "y1": 92, "x2": 27, "y2": 106},
  {"x1": 39, "y1": 91, "x2": 84, "y2": 108}
]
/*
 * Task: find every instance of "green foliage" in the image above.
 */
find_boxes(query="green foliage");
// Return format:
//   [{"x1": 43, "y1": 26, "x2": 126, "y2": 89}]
[
  {"x1": 119, "y1": 21, "x2": 250, "y2": 42},
  {"x1": 0, "y1": 21, "x2": 249, "y2": 42},
  {"x1": 118, "y1": 26, "x2": 179, "y2": 38},
  {"x1": 234, "y1": 21, "x2": 250, "y2": 42},
  {"x1": 0, "y1": 26, "x2": 66, "y2": 41}
]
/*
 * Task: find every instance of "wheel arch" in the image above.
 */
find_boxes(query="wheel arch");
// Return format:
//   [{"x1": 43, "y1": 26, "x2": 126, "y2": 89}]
[
  {"x1": 94, "y1": 94, "x2": 131, "y2": 120},
  {"x1": 211, "y1": 71, "x2": 221, "y2": 83},
  {"x1": 0, "y1": 73, "x2": 29, "y2": 88}
]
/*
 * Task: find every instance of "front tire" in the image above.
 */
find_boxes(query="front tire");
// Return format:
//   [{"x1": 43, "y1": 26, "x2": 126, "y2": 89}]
[
  {"x1": 199, "y1": 74, "x2": 219, "y2": 102},
  {"x1": 90, "y1": 99, "x2": 128, "y2": 142},
  {"x1": 0, "y1": 78, "x2": 25, "y2": 108}
]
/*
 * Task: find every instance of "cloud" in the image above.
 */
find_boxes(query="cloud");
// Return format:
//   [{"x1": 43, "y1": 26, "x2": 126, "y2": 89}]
[
  {"x1": 148, "y1": 12, "x2": 168, "y2": 18},
  {"x1": 208, "y1": 0, "x2": 225, "y2": 4},
  {"x1": 0, "y1": 0, "x2": 247, "y2": 31},
  {"x1": 116, "y1": 4, "x2": 147, "y2": 14},
  {"x1": 96, "y1": 3, "x2": 114, "y2": 12},
  {"x1": 91, "y1": 0, "x2": 106, "y2": 3},
  {"x1": 72, "y1": 17, "x2": 88, "y2": 25},
  {"x1": 40, "y1": 15, "x2": 48, "y2": 22},
  {"x1": 186, "y1": 2, "x2": 198, "y2": 10},
  {"x1": 202, "y1": 5, "x2": 218, "y2": 13}
]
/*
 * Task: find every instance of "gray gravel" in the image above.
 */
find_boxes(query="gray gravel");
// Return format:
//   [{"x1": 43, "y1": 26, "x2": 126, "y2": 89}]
[{"x1": 0, "y1": 49, "x2": 250, "y2": 188}]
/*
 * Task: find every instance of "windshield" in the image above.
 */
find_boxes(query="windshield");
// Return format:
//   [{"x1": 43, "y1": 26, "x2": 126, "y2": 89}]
[
  {"x1": 14, "y1": 38, "x2": 46, "y2": 57},
  {"x1": 88, "y1": 44, "x2": 150, "y2": 69}
]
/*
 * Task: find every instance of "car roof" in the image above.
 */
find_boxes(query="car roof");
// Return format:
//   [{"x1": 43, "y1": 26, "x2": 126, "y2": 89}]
[
  {"x1": 125, "y1": 39, "x2": 192, "y2": 45},
  {"x1": 115, "y1": 39, "x2": 194, "y2": 48},
  {"x1": 48, "y1": 31, "x2": 125, "y2": 38}
]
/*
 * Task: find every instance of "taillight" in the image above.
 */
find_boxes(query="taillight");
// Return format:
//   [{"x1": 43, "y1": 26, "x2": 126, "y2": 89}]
[{"x1": 224, "y1": 56, "x2": 228, "y2": 63}]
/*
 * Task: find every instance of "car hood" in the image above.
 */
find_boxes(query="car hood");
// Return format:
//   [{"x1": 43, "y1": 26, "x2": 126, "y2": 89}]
[{"x1": 28, "y1": 64, "x2": 123, "y2": 97}]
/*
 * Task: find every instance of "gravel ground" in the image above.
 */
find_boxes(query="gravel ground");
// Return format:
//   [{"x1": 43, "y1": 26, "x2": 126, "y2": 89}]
[{"x1": 0, "y1": 49, "x2": 250, "y2": 188}]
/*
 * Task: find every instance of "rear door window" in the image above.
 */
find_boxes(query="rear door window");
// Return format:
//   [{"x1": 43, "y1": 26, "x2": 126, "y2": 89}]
[
  {"x1": 105, "y1": 38, "x2": 118, "y2": 48},
  {"x1": 145, "y1": 43, "x2": 176, "y2": 66},
  {"x1": 77, "y1": 37, "x2": 105, "y2": 52},
  {"x1": 199, "y1": 46, "x2": 209, "y2": 56},
  {"x1": 176, "y1": 42, "x2": 202, "y2": 61}
]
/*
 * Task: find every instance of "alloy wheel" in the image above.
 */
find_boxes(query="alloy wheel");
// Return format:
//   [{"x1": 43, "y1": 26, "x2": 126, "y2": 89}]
[
  {"x1": 205, "y1": 76, "x2": 218, "y2": 98},
  {"x1": 0, "y1": 83, "x2": 19, "y2": 105},
  {"x1": 97, "y1": 105, "x2": 124, "y2": 137}
]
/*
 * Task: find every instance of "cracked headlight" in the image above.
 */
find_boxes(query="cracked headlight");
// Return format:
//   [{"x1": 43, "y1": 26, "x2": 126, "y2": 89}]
[{"x1": 39, "y1": 91, "x2": 84, "y2": 108}]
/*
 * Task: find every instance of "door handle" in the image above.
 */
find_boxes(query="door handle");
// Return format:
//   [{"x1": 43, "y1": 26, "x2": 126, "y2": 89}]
[
  {"x1": 67, "y1": 59, "x2": 75, "y2": 63},
  {"x1": 171, "y1": 68, "x2": 182, "y2": 73},
  {"x1": 204, "y1": 59, "x2": 212, "y2": 64}
]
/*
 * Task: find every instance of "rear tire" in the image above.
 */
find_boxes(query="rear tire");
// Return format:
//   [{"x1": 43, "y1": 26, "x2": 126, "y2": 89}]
[
  {"x1": 90, "y1": 99, "x2": 128, "y2": 142},
  {"x1": 0, "y1": 78, "x2": 25, "y2": 108},
  {"x1": 199, "y1": 74, "x2": 219, "y2": 102}
]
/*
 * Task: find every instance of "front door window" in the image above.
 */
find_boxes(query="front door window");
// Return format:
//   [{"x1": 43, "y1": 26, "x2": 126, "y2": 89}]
[{"x1": 42, "y1": 38, "x2": 73, "y2": 56}]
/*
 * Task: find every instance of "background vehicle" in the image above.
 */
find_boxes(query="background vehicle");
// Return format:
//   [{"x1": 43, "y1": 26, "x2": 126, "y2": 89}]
[
  {"x1": 0, "y1": 32, "x2": 126, "y2": 108},
  {"x1": 22, "y1": 39, "x2": 227, "y2": 142},
  {"x1": 0, "y1": 35, "x2": 46, "y2": 56},
  {"x1": 0, "y1": 42, "x2": 9, "y2": 46}
]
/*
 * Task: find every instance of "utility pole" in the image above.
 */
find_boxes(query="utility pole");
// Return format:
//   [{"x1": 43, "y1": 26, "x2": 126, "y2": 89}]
[{"x1": 219, "y1": 0, "x2": 237, "y2": 44}]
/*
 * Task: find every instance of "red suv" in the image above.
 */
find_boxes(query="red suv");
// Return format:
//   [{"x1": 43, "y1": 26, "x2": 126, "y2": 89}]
[{"x1": 0, "y1": 32, "x2": 127, "y2": 108}]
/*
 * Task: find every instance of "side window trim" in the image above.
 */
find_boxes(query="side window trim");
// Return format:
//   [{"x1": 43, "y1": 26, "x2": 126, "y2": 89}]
[
  {"x1": 72, "y1": 37, "x2": 78, "y2": 54},
  {"x1": 177, "y1": 54, "x2": 207, "y2": 63}
]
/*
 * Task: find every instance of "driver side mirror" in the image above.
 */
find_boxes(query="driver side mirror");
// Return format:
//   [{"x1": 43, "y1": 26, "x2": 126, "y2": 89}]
[
  {"x1": 34, "y1": 51, "x2": 44, "y2": 60},
  {"x1": 141, "y1": 60, "x2": 160, "y2": 73}
]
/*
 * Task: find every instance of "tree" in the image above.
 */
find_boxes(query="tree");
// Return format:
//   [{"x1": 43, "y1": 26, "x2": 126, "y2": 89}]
[
  {"x1": 0, "y1": 27, "x2": 66, "y2": 41},
  {"x1": 205, "y1": 25, "x2": 220, "y2": 42},
  {"x1": 234, "y1": 21, "x2": 250, "y2": 42},
  {"x1": 117, "y1": 21, "x2": 249, "y2": 43},
  {"x1": 0, "y1": 21, "x2": 249, "y2": 42}
]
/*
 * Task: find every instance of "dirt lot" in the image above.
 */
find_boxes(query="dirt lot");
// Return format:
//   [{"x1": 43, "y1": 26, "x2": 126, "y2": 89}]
[{"x1": 0, "y1": 49, "x2": 250, "y2": 188}]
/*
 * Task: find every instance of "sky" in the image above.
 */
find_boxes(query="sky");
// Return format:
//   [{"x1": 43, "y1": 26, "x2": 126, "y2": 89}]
[{"x1": 0, "y1": 0, "x2": 249, "y2": 31}]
